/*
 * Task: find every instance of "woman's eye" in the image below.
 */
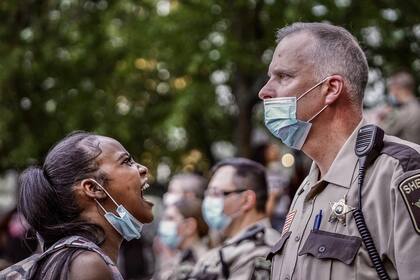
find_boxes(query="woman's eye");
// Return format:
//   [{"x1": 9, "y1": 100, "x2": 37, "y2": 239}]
[{"x1": 123, "y1": 157, "x2": 134, "y2": 165}]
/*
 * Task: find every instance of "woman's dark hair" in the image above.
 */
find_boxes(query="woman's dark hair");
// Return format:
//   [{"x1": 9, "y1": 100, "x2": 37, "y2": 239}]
[
  {"x1": 174, "y1": 198, "x2": 208, "y2": 238},
  {"x1": 18, "y1": 131, "x2": 107, "y2": 249}
]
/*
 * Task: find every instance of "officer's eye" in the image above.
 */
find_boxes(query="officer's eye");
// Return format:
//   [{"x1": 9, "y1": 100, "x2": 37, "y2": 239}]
[{"x1": 278, "y1": 72, "x2": 291, "y2": 80}]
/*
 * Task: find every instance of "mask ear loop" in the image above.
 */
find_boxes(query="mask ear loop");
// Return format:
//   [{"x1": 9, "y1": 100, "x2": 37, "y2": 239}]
[
  {"x1": 307, "y1": 104, "x2": 328, "y2": 122},
  {"x1": 296, "y1": 76, "x2": 331, "y2": 123},
  {"x1": 297, "y1": 76, "x2": 331, "y2": 102},
  {"x1": 90, "y1": 179, "x2": 120, "y2": 212}
]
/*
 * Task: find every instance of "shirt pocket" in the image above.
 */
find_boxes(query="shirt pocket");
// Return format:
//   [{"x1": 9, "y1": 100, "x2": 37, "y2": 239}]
[
  {"x1": 297, "y1": 230, "x2": 363, "y2": 280},
  {"x1": 298, "y1": 229, "x2": 362, "y2": 264}
]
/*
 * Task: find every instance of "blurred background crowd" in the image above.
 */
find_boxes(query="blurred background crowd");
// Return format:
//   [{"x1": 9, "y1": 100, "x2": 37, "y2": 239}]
[{"x1": 0, "y1": 0, "x2": 419, "y2": 279}]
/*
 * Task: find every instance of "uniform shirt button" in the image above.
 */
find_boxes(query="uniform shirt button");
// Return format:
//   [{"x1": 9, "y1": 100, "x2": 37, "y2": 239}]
[
  {"x1": 294, "y1": 235, "x2": 300, "y2": 242},
  {"x1": 318, "y1": 246, "x2": 326, "y2": 253},
  {"x1": 284, "y1": 275, "x2": 290, "y2": 280}
]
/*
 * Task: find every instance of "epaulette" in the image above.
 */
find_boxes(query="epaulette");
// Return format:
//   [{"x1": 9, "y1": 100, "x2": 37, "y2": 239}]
[
  {"x1": 232, "y1": 224, "x2": 265, "y2": 246},
  {"x1": 381, "y1": 141, "x2": 420, "y2": 172}
]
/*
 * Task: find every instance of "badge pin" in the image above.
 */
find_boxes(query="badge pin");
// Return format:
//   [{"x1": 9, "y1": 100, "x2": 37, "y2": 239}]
[{"x1": 328, "y1": 198, "x2": 355, "y2": 225}]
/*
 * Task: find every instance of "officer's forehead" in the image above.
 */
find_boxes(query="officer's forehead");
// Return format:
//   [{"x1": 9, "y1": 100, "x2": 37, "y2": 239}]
[
  {"x1": 208, "y1": 166, "x2": 236, "y2": 190},
  {"x1": 270, "y1": 32, "x2": 316, "y2": 72}
]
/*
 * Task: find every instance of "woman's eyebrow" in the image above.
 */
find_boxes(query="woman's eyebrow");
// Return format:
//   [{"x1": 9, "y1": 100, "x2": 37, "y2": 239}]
[{"x1": 117, "y1": 152, "x2": 130, "y2": 161}]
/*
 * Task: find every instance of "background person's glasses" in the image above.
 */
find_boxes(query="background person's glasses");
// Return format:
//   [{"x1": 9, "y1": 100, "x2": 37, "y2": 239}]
[{"x1": 205, "y1": 188, "x2": 247, "y2": 197}]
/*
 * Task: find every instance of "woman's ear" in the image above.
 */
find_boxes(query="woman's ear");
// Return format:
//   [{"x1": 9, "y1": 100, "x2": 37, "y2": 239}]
[
  {"x1": 324, "y1": 75, "x2": 344, "y2": 105},
  {"x1": 80, "y1": 179, "x2": 107, "y2": 200}
]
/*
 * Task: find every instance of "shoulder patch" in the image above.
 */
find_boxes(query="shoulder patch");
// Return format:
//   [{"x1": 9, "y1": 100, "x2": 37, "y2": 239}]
[
  {"x1": 398, "y1": 173, "x2": 420, "y2": 234},
  {"x1": 381, "y1": 142, "x2": 420, "y2": 172}
]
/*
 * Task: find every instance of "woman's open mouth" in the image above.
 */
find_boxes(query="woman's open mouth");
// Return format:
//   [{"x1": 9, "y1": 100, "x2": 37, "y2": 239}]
[{"x1": 140, "y1": 182, "x2": 154, "y2": 207}]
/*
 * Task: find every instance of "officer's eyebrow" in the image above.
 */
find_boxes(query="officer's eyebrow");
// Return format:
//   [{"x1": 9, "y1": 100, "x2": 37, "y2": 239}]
[{"x1": 269, "y1": 67, "x2": 297, "y2": 78}]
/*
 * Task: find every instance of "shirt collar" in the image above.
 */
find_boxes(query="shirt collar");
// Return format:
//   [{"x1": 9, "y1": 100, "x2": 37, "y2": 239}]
[{"x1": 315, "y1": 119, "x2": 367, "y2": 188}]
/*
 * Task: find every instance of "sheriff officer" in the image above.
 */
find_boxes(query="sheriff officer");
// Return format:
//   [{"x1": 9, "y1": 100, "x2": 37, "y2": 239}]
[{"x1": 260, "y1": 22, "x2": 420, "y2": 279}]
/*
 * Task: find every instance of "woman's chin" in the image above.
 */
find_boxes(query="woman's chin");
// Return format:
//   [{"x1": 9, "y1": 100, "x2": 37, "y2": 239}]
[{"x1": 141, "y1": 213, "x2": 154, "y2": 224}]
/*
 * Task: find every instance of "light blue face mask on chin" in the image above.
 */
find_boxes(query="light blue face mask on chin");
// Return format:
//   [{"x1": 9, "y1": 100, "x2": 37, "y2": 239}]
[
  {"x1": 92, "y1": 179, "x2": 144, "y2": 241},
  {"x1": 264, "y1": 77, "x2": 330, "y2": 150}
]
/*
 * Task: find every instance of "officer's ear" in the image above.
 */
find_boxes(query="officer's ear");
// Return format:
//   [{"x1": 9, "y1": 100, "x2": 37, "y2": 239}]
[
  {"x1": 241, "y1": 190, "x2": 257, "y2": 212},
  {"x1": 80, "y1": 179, "x2": 107, "y2": 200},
  {"x1": 323, "y1": 75, "x2": 344, "y2": 105}
]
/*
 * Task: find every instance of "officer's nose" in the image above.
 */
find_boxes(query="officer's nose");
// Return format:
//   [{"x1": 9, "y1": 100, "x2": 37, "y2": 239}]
[{"x1": 258, "y1": 82, "x2": 274, "y2": 100}]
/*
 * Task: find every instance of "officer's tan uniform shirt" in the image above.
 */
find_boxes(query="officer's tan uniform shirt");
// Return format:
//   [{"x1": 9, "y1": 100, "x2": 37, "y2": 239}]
[
  {"x1": 192, "y1": 218, "x2": 280, "y2": 280},
  {"x1": 269, "y1": 120, "x2": 420, "y2": 279}
]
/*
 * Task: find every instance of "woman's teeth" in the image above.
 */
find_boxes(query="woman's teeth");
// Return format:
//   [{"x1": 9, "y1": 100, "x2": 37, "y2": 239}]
[{"x1": 141, "y1": 183, "x2": 150, "y2": 191}]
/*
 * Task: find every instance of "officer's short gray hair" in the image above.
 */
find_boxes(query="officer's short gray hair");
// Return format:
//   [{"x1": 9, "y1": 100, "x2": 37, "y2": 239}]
[{"x1": 276, "y1": 22, "x2": 368, "y2": 105}]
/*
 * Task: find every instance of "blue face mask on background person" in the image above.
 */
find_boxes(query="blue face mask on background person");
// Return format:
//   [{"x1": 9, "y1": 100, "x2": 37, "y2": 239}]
[
  {"x1": 158, "y1": 220, "x2": 181, "y2": 249},
  {"x1": 387, "y1": 94, "x2": 401, "y2": 108},
  {"x1": 264, "y1": 77, "x2": 330, "y2": 150},
  {"x1": 202, "y1": 196, "x2": 232, "y2": 231},
  {"x1": 92, "y1": 179, "x2": 144, "y2": 241}
]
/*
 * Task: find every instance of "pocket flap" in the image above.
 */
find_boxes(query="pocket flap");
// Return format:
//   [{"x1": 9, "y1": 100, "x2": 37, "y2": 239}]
[
  {"x1": 266, "y1": 231, "x2": 291, "y2": 261},
  {"x1": 298, "y1": 230, "x2": 361, "y2": 265}
]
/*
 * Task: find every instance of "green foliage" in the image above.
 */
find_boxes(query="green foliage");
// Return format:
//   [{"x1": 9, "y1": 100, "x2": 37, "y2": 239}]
[{"x1": 0, "y1": 0, "x2": 419, "y2": 183}]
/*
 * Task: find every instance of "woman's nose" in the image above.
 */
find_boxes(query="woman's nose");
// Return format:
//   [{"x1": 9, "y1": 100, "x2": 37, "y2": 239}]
[{"x1": 137, "y1": 164, "x2": 148, "y2": 176}]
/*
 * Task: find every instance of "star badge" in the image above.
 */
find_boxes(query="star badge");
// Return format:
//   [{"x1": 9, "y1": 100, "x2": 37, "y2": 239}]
[{"x1": 328, "y1": 198, "x2": 355, "y2": 226}]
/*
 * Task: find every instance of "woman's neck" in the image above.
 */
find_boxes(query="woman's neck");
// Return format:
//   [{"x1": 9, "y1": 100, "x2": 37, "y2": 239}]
[
  {"x1": 80, "y1": 210, "x2": 123, "y2": 263},
  {"x1": 100, "y1": 226, "x2": 122, "y2": 263},
  {"x1": 180, "y1": 233, "x2": 200, "y2": 251}
]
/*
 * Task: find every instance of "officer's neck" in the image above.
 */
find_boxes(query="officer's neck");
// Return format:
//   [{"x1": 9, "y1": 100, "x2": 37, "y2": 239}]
[
  {"x1": 225, "y1": 210, "x2": 266, "y2": 239},
  {"x1": 302, "y1": 109, "x2": 362, "y2": 178}
]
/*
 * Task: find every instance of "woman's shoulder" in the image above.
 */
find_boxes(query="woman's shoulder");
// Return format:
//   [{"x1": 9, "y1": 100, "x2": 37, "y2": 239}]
[{"x1": 68, "y1": 251, "x2": 113, "y2": 280}]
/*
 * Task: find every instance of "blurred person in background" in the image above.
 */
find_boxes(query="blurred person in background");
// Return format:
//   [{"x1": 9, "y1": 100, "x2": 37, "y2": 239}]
[
  {"x1": 162, "y1": 173, "x2": 206, "y2": 206},
  {"x1": 265, "y1": 173, "x2": 290, "y2": 231},
  {"x1": 0, "y1": 208, "x2": 37, "y2": 270},
  {"x1": 0, "y1": 132, "x2": 154, "y2": 279},
  {"x1": 155, "y1": 173, "x2": 207, "y2": 277},
  {"x1": 191, "y1": 158, "x2": 281, "y2": 279},
  {"x1": 379, "y1": 70, "x2": 420, "y2": 144},
  {"x1": 155, "y1": 198, "x2": 208, "y2": 280},
  {"x1": 252, "y1": 142, "x2": 291, "y2": 231}
]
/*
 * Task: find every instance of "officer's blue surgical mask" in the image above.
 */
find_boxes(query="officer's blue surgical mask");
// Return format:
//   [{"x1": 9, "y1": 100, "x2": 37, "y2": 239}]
[
  {"x1": 202, "y1": 196, "x2": 232, "y2": 231},
  {"x1": 92, "y1": 179, "x2": 144, "y2": 241},
  {"x1": 158, "y1": 220, "x2": 181, "y2": 249},
  {"x1": 264, "y1": 77, "x2": 330, "y2": 150}
]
